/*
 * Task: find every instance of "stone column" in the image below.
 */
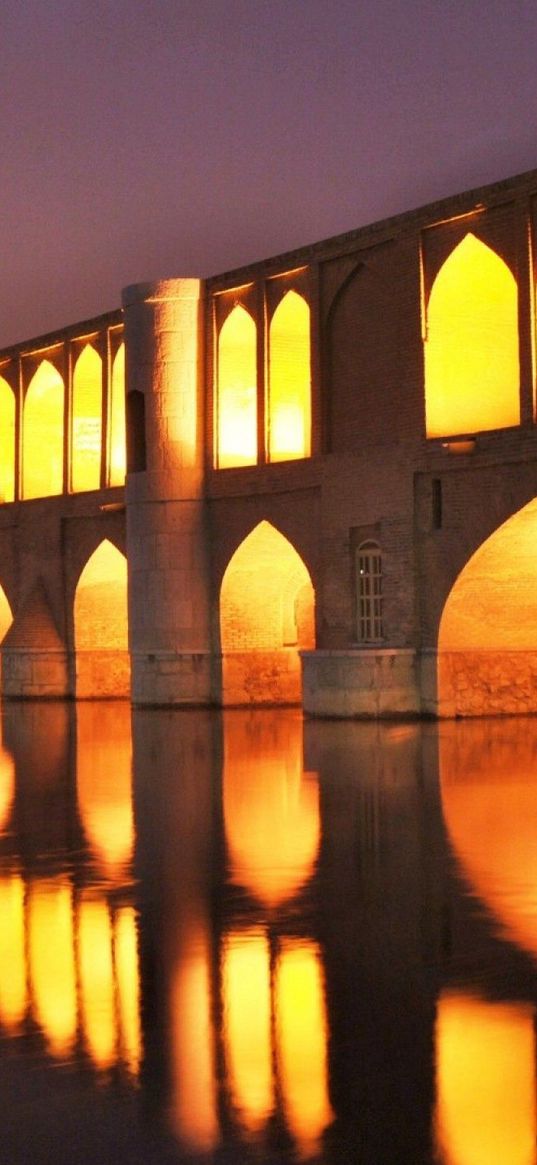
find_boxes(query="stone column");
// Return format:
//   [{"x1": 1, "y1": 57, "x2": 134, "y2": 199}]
[{"x1": 122, "y1": 279, "x2": 213, "y2": 706}]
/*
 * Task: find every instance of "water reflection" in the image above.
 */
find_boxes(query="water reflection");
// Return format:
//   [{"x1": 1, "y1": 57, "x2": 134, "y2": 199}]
[{"x1": 4, "y1": 706, "x2": 537, "y2": 1162}]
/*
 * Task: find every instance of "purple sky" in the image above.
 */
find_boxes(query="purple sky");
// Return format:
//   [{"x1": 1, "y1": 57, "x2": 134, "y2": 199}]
[{"x1": 3, "y1": 0, "x2": 537, "y2": 347}]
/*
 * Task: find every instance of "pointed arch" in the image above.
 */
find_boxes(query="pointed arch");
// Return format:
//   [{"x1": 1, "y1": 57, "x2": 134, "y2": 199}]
[
  {"x1": 216, "y1": 305, "x2": 257, "y2": 468},
  {"x1": 74, "y1": 539, "x2": 130, "y2": 697},
  {"x1": 0, "y1": 585, "x2": 13, "y2": 646},
  {"x1": 268, "y1": 290, "x2": 311, "y2": 461},
  {"x1": 0, "y1": 377, "x2": 15, "y2": 503},
  {"x1": 109, "y1": 342, "x2": 126, "y2": 485},
  {"x1": 220, "y1": 520, "x2": 315, "y2": 704},
  {"x1": 438, "y1": 496, "x2": 537, "y2": 715},
  {"x1": 72, "y1": 345, "x2": 102, "y2": 492},
  {"x1": 425, "y1": 233, "x2": 519, "y2": 437},
  {"x1": 23, "y1": 360, "x2": 64, "y2": 498}
]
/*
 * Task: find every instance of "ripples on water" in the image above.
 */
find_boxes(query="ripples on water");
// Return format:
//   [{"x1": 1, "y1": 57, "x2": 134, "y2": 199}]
[{"x1": 2, "y1": 704, "x2": 537, "y2": 1163}]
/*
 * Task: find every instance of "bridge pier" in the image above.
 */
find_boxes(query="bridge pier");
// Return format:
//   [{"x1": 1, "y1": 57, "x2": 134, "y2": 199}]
[{"x1": 123, "y1": 279, "x2": 214, "y2": 706}]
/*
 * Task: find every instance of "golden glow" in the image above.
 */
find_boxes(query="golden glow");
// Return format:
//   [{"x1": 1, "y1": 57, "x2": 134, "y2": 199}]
[
  {"x1": 115, "y1": 906, "x2": 141, "y2": 1076},
  {"x1": 440, "y1": 719, "x2": 537, "y2": 961},
  {"x1": 28, "y1": 877, "x2": 77, "y2": 1058},
  {"x1": 0, "y1": 377, "x2": 15, "y2": 502},
  {"x1": 438, "y1": 497, "x2": 537, "y2": 713},
  {"x1": 75, "y1": 540, "x2": 128, "y2": 651},
  {"x1": 276, "y1": 940, "x2": 332, "y2": 1158},
  {"x1": 71, "y1": 345, "x2": 102, "y2": 492},
  {"x1": 109, "y1": 343, "x2": 126, "y2": 485},
  {"x1": 169, "y1": 922, "x2": 218, "y2": 1151},
  {"x1": 220, "y1": 521, "x2": 315, "y2": 704},
  {"x1": 23, "y1": 360, "x2": 64, "y2": 498},
  {"x1": 268, "y1": 291, "x2": 311, "y2": 461},
  {"x1": 435, "y1": 991, "x2": 536, "y2": 1165},
  {"x1": 223, "y1": 711, "x2": 319, "y2": 906},
  {"x1": 0, "y1": 874, "x2": 27, "y2": 1032},
  {"x1": 76, "y1": 702, "x2": 133, "y2": 876},
  {"x1": 78, "y1": 893, "x2": 116, "y2": 1070},
  {"x1": 223, "y1": 929, "x2": 273, "y2": 1130},
  {"x1": 0, "y1": 586, "x2": 13, "y2": 646},
  {"x1": 425, "y1": 233, "x2": 519, "y2": 438},
  {"x1": 0, "y1": 743, "x2": 14, "y2": 834},
  {"x1": 216, "y1": 305, "x2": 257, "y2": 468}
]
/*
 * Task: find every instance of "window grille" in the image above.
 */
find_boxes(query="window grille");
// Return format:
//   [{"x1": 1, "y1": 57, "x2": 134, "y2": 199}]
[{"x1": 356, "y1": 541, "x2": 383, "y2": 642}]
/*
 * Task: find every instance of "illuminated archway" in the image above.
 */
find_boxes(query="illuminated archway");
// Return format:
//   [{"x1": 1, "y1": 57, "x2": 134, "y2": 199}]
[
  {"x1": 438, "y1": 497, "x2": 537, "y2": 715},
  {"x1": 74, "y1": 539, "x2": 130, "y2": 697},
  {"x1": 72, "y1": 345, "x2": 102, "y2": 492},
  {"x1": 268, "y1": 291, "x2": 311, "y2": 461},
  {"x1": 0, "y1": 377, "x2": 15, "y2": 503},
  {"x1": 23, "y1": 360, "x2": 64, "y2": 498},
  {"x1": 425, "y1": 233, "x2": 519, "y2": 437},
  {"x1": 216, "y1": 305, "x2": 257, "y2": 468},
  {"x1": 220, "y1": 520, "x2": 315, "y2": 704},
  {"x1": 109, "y1": 343, "x2": 126, "y2": 485}
]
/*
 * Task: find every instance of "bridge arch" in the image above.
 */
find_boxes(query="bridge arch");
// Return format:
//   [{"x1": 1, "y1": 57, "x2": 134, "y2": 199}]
[
  {"x1": 23, "y1": 360, "x2": 65, "y2": 499},
  {"x1": 0, "y1": 377, "x2": 15, "y2": 503},
  {"x1": 425, "y1": 233, "x2": 519, "y2": 438},
  {"x1": 267, "y1": 290, "x2": 311, "y2": 462},
  {"x1": 438, "y1": 496, "x2": 537, "y2": 716},
  {"x1": 219, "y1": 520, "x2": 315, "y2": 705},
  {"x1": 216, "y1": 304, "x2": 257, "y2": 468},
  {"x1": 74, "y1": 539, "x2": 130, "y2": 698},
  {"x1": 71, "y1": 344, "x2": 102, "y2": 493}
]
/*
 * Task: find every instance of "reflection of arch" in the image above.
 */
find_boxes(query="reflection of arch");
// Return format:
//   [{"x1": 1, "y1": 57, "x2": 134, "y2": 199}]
[
  {"x1": 425, "y1": 234, "x2": 519, "y2": 438},
  {"x1": 23, "y1": 360, "x2": 64, "y2": 498},
  {"x1": 220, "y1": 521, "x2": 315, "y2": 704},
  {"x1": 438, "y1": 497, "x2": 537, "y2": 715},
  {"x1": 72, "y1": 345, "x2": 102, "y2": 492},
  {"x1": 0, "y1": 377, "x2": 15, "y2": 503},
  {"x1": 76, "y1": 702, "x2": 133, "y2": 877},
  {"x1": 268, "y1": 291, "x2": 311, "y2": 461},
  {"x1": 216, "y1": 305, "x2": 257, "y2": 468},
  {"x1": 74, "y1": 539, "x2": 130, "y2": 697},
  {"x1": 110, "y1": 343, "x2": 126, "y2": 484}
]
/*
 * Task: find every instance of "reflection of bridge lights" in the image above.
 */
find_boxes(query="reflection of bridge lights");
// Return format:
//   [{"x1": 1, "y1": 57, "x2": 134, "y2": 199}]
[
  {"x1": 78, "y1": 893, "x2": 116, "y2": 1070},
  {"x1": 28, "y1": 877, "x2": 77, "y2": 1059},
  {"x1": 0, "y1": 874, "x2": 26, "y2": 1032},
  {"x1": 76, "y1": 703, "x2": 133, "y2": 877},
  {"x1": 169, "y1": 921, "x2": 218, "y2": 1152},
  {"x1": 0, "y1": 744, "x2": 15, "y2": 835},
  {"x1": 435, "y1": 992, "x2": 536, "y2": 1165},
  {"x1": 222, "y1": 930, "x2": 332, "y2": 1156}
]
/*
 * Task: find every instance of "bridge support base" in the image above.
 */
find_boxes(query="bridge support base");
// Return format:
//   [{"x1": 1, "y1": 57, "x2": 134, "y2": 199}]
[
  {"x1": 1, "y1": 648, "x2": 70, "y2": 699},
  {"x1": 301, "y1": 649, "x2": 420, "y2": 718}
]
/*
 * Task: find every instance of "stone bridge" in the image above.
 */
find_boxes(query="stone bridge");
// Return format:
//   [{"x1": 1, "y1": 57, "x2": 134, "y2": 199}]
[{"x1": 2, "y1": 167, "x2": 537, "y2": 716}]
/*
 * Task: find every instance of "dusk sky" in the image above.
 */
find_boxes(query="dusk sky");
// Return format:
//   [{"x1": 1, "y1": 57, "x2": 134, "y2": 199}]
[{"x1": 3, "y1": 0, "x2": 537, "y2": 347}]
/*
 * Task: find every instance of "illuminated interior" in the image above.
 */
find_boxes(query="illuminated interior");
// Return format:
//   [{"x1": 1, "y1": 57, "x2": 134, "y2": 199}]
[
  {"x1": 74, "y1": 539, "x2": 130, "y2": 697},
  {"x1": 440, "y1": 718, "x2": 537, "y2": 961},
  {"x1": 27, "y1": 877, "x2": 77, "y2": 1058},
  {"x1": 220, "y1": 520, "x2": 315, "y2": 704},
  {"x1": 438, "y1": 497, "x2": 537, "y2": 715},
  {"x1": 216, "y1": 305, "x2": 257, "y2": 468},
  {"x1": 435, "y1": 991, "x2": 536, "y2": 1165},
  {"x1": 276, "y1": 940, "x2": 332, "y2": 1158},
  {"x1": 109, "y1": 343, "x2": 126, "y2": 485},
  {"x1": 23, "y1": 360, "x2": 65, "y2": 498},
  {"x1": 0, "y1": 874, "x2": 26, "y2": 1033},
  {"x1": 71, "y1": 344, "x2": 102, "y2": 492},
  {"x1": 0, "y1": 585, "x2": 13, "y2": 647},
  {"x1": 76, "y1": 702, "x2": 133, "y2": 877},
  {"x1": 268, "y1": 291, "x2": 311, "y2": 461},
  {"x1": 223, "y1": 710, "x2": 320, "y2": 907},
  {"x1": 0, "y1": 377, "x2": 15, "y2": 503},
  {"x1": 425, "y1": 233, "x2": 519, "y2": 438},
  {"x1": 223, "y1": 929, "x2": 273, "y2": 1131}
]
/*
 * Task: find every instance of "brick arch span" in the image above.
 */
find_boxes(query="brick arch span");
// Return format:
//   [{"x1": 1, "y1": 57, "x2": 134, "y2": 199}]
[
  {"x1": 437, "y1": 496, "x2": 537, "y2": 717},
  {"x1": 74, "y1": 538, "x2": 130, "y2": 699},
  {"x1": 219, "y1": 520, "x2": 315, "y2": 705}
]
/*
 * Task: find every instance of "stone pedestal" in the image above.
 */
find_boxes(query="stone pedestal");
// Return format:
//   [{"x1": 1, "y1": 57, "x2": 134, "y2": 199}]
[{"x1": 301, "y1": 648, "x2": 420, "y2": 718}]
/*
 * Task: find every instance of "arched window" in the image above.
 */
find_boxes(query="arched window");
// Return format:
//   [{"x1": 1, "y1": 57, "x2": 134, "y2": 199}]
[
  {"x1": 356, "y1": 541, "x2": 383, "y2": 642},
  {"x1": 0, "y1": 377, "x2": 15, "y2": 503},
  {"x1": 216, "y1": 306, "x2": 257, "y2": 468},
  {"x1": 109, "y1": 343, "x2": 126, "y2": 485},
  {"x1": 268, "y1": 291, "x2": 311, "y2": 461},
  {"x1": 23, "y1": 360, "x2": 64, "y2": 499},
  {"x1": 71, "y1": 345, "x2": 102, "y2": 493},
  {"x1": 425, "y1": 233, "x2": 519, "y2": 438}
]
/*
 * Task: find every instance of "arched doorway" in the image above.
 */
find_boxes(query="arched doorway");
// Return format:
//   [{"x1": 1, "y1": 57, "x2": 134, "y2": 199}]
[
  {"x1": 220, "y1": 521, "x2": 315, "y2": 704},
  {"x1": 74, "y1": 540, "x2": 130, "y2": 698},
  {"x1": 438, "y1": 497, "x2": 537, "y2": 715}
]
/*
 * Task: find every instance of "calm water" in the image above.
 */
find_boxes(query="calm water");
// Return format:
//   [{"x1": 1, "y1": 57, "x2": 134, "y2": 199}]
[{"x1": 1, "y1": 704, "x2": 537, "y2": 1164}]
